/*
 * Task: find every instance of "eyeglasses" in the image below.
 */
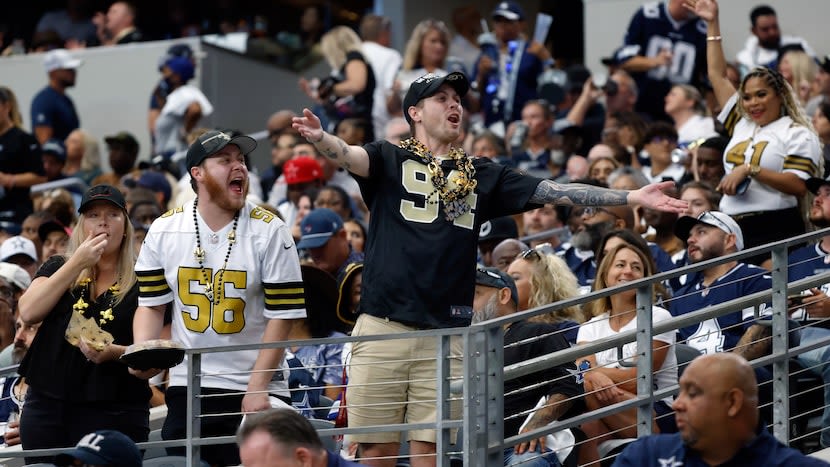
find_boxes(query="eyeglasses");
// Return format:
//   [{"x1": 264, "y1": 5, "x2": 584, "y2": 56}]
[
  {"x1": 582, "y1": 207, "x2": 622, "y2": 220},
  {"x1": 519, "y1": 243, "x2": 556, "y2": 261}
]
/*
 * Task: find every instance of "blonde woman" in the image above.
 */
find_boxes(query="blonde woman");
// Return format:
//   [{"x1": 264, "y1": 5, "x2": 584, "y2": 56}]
[
  {"x1": 300, "y1": 26, "x2": 375, "y2": 139},
  {"x1": 507, "y1": 246, "x2": 584, "y2": 344},
  {"x1": 17, "y1": 185, "x2": 148, "y2": 462},
  {"x1": 576, "y1": 243, "x2": 677, "y2": 466},
  {"x1": 778, "y1": 48, "x2": 817, "y2": 106},
  {"x1": 387, "y1": 19, "x2": 451, "y2": 117},
  {"x1": 64, "y1": 129, "x2": 102, "y2": 185}
]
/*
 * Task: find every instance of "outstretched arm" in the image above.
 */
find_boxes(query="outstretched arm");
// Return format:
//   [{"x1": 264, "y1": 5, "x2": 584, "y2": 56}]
[
  {"x1": 292, "y1": 108, "x2": 370, "y2": 178},
  {"x1": 530, "y1": 179, "x2": 688, "y2": 213}
]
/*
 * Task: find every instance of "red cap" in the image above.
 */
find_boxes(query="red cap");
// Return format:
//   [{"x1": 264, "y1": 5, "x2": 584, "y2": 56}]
[{"x1": 284, "y1": 157, "x2": 324, "y2": 185}]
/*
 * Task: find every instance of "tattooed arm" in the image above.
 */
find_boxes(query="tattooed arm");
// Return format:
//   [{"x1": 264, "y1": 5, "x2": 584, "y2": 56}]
[
  {"x1": 530, "y1": 179, "x2": 688, "y2": 213},
  {"x1": 292, "y1": 108, "x2": 370, "y2": 178}
]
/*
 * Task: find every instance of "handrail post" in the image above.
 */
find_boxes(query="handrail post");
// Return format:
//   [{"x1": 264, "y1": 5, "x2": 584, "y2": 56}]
[
  {"x1": 437, "y1": 333, "x2": 451, "y2": 467},
  {"x1": 635, "y1": 284, "x2": 655, "y2": 437},
  {"x1": 463, "y1": 324, "x2": 504, "y2": 466},
  {"x1": 770, "y1": 244, "x2": 790, "y2": 443},
  {"x1": 187, "y1": 352, "x2": 202, "y2": 467}
]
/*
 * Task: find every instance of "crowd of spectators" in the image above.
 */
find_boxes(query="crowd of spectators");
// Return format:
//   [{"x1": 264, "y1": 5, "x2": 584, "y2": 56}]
[{"x1": 1, "y1": 0, "x2": 830, "y2": 466}]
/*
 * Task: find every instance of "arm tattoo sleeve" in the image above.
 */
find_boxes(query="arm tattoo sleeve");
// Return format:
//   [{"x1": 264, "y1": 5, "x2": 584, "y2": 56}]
[
  {"x1": 315, "y1": 133, "x2": 351, "y2": 170},
  {"x1": 529, "y1": 179, "x2": 630, "y2": 206}
]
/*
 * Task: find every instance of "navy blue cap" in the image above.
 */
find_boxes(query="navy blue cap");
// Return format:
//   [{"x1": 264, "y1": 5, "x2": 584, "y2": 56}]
[
  {"x1": 475, "y1": 266, "x2": 519, "y2": 305},
  {"x1": 42, "y1": 139, "x2": 66, "y2": 161},
  {"x1": 492, "y1": 1, "x2": 525, "y2": 21},
  {"x1": 297, "y1": 208, "x2": 344, "y2": 249},
  {"x1": 55, "y1": 430, "x2": 142, "y2": 467},
  {"x1": 124, "y1": 170, "x2": 172, "y2": 204}
]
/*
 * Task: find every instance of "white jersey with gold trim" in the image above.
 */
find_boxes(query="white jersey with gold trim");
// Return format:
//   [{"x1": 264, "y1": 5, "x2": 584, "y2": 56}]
[
  {"x1": 135, "y1": 198, "x2": 306, "y2": 394},
  {"x1": 718, "y1": 93, "x2": 821, "y2": 215}
]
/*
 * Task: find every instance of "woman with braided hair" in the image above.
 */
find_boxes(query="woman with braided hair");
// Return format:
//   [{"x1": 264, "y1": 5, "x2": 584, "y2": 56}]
[{"x1": 687, "y1": 0, "x2": 821, "y2": 268}]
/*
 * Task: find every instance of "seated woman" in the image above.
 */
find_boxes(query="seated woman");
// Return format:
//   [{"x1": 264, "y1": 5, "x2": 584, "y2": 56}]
[
  {"x1": 576, "y1": 243, "x2": 678, "y2": 466},
  {"x1": 507, "y1": 246, "x2": 584, "y2": 345}
]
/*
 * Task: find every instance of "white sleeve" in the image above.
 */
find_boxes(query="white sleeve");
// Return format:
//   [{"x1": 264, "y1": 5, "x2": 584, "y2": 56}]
[
  {"x1": 135, "y1": 226, "x2": 174, "y2": 307},
  {"x1": 783, "y1": 125, "x2": 822, "y2": 178},
  {"x1": 260, "y1": 221, "x2": 306, "y2": 320}
]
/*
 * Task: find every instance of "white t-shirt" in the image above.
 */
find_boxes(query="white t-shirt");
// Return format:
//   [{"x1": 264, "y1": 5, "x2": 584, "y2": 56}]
[
  {"x1": 362, "y1": 41, "x2": 402, "y2": 139},
  {"x1": 677, "y1": 114, "x2": 717, "y2": 147},
  {"x1": 577, "y1": 305, "x2": 678, "y2": 404},
  {"x1": 153, "y1": 85, "x2": 214, "y2": 155}
]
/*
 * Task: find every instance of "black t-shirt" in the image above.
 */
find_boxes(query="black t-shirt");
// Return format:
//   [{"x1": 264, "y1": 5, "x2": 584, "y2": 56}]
[
  {"x1": 503, "y1": 321, "x2": 584, "y2": 438},
  {"x1": 356, "y1": 141, "x2": 540, "y2": 328},
  {"x1": 0, "y1": 127, "x2": 43, "y2": 223},
  {"x1": 19, "y1": 256, "x2": 150, "y2": 406}
]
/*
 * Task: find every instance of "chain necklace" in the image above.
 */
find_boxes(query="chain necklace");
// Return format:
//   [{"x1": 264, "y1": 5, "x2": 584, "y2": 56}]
[
  {"x1": 72, "y1": 278, "x2": 120, "y2": 326},
  {"x1": 400, "y1": 137, "x2": 477, "y2": 221},
  {"x1": 193, "y1": 197, "x2": 239, "y2": 304}
]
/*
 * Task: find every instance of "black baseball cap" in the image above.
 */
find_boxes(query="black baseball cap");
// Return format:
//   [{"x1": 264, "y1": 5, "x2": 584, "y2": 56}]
[
  {"x1": 78, "y1": 184, "x2": 126, "y2": 214},
  {"x1": 806, "y1": 176, "x2": 830, "y2": 195},
  {"x1": 475, "y1": 266, "x2": 519, "y2": 305},
  {"x1": 185, "y1": 130, "x2": 257, "y2": 170},
  {"x1": 402, "y1": 71, "x2": 470, "y2": 124}
]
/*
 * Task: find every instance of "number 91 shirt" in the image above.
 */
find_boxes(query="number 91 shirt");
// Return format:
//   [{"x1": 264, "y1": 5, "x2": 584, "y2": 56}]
[{"x1": 135, "y1": 199, "x2": 306, "y2": 395}]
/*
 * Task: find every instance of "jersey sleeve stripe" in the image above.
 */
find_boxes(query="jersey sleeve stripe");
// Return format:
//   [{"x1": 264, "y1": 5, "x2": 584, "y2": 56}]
[
  {"x1": 723, "y1": 106, "x2": 740, "y2": 136},
  {"x1": 783, "y1": 155, "x2": 818, "y2": 175},
  {"x1": 137, "y1": 269, "x2": 170, "y2": 297},
  {"x1": 263, "y1": 281, "x2": 305, "y2": 311}
]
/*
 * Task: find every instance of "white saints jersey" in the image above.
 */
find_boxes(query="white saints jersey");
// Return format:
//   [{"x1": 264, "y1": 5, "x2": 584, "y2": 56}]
[
  {"x1": 136, "y1": 199, "x2": 306, "y2": 394},
  {"x1": 718, "y1": 93, "x2": 821, "y2": 215}
]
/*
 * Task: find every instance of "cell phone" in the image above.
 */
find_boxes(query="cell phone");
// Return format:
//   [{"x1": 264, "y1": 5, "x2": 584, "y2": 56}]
[{"x1": 787, "y1": 294, "x2": 805, "y2": 305}]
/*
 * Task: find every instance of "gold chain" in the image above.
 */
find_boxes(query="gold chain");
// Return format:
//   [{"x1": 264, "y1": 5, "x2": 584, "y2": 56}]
[
  {"x1": 400, "y1": 137, "x2": 477, "y2": 221},
  {"x1": 72, "y1": 278, "x2": 120, "y2": 326}
]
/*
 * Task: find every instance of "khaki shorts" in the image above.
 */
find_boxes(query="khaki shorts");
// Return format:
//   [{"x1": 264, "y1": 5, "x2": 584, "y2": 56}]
[{"x1": 346, "y1": 314, "x2": 462, "y2": 444}]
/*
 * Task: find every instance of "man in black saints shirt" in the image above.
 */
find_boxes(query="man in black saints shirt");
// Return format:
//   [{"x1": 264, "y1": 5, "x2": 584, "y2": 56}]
[
  {"x1": 293, "y1": 71, "x2": 685, "y2": 467},
  {"x1": 473, "y1": 266, "x2": 583, "y2": 467}
]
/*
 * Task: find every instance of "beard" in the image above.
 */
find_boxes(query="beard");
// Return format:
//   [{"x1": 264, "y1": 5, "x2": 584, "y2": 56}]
[
  {"x1": 571, "y1": 221, "x2": 612, "y2": 251},
  {"x1": 472, "y1": 294, "x2": 501, "y2": 324},
  {"x1": 203, "y1": 169, "x2": 247, "y2": 212},
  {"x1": 11, "y1": 343, "x2": 26, "y2": 365},
  {"x1": 810, "y1": 211, "x2": 830, "y2": 228}
]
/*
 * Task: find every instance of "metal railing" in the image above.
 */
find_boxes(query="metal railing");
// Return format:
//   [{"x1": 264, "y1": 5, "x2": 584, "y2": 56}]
[{"x1": 3, "y1": 227, "x2": 830, "y2": 466}]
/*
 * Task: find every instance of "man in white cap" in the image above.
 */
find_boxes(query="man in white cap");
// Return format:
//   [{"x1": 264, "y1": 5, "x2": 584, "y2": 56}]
[
  {"x1": 31, "y1": 48, "x2": 82, "y2": 145},
  {"x1": 0, "y1": 237, "x2": 39, "y2": 279},
  {"x1": 670, "y1": 211, "x2": 773, "y2": 358}
]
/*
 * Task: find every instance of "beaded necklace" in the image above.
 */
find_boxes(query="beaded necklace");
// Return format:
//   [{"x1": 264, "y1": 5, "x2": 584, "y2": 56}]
[
  {"x1": 192, "y1": 197, "x2": 239, "y2": 304},
  {"x1": 72, "y1": 278, "x2": 120, "y2": 326},
  {"x1": 400, "y1": 137, "x2": 477, "y2": 221}
]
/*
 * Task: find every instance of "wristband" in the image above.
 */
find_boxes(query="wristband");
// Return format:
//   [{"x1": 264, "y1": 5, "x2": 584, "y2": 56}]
[{"x1": 706, "y1": 36, "x2": 722, "y2": 42}]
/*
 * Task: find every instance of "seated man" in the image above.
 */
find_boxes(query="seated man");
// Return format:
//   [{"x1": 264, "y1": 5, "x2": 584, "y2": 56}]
[
  {"x1": 473, "y1": 266, "x2": 583, "y2": 467},
  {"x1": 612, "y1": 353, "x2": 827, "y2": 466},
  {"x1": 238, "y1": 407, "x2": 367, "y2": 466},
  {"x1": 671, "y1": 212, "x2": 772, "y2": 358}
]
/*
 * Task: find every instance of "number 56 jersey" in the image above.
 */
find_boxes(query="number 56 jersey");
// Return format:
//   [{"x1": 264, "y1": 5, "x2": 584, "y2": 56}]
[{"x1": 136, "y1": 199, "x2": 306, "y2": 393}]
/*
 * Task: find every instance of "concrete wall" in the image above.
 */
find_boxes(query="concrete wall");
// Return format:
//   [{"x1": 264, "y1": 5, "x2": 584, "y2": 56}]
[{"x1": 584, "y1": 0, "x2": 830, "y2": 75}]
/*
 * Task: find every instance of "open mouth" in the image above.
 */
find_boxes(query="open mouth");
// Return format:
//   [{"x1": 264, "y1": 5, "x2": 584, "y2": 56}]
[
  {"x1": 448, "y1": 114, "x2": 460, "y2": 124},
  {"x1": 229, "y1": 177, "x2": 245, "y2": 194}
]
